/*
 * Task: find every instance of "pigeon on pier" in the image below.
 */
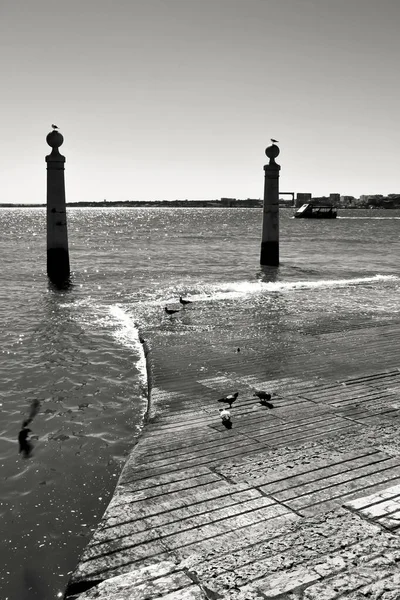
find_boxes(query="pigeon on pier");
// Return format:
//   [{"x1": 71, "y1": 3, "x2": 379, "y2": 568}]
[
  {"x1": 254, "y1": 391, "x2": 274, "y2": 409},
  {"x1": 219, "y1": 408, "x2": 232, "y2": 429},
  {"x1": 253, "y1": 390, "x2": 272, "y2": 401},
  {"x1": 179, "y1": 296, "x2": 192, "y2": 306},
  {"x1": 165, "y1": 306, "x2": 180, "y2": 315},
  {"x1": 218, "y1": 391, "x2": 239, "y2": 408},
  {"x1": 219, "y1": 408, "x2": 231, "y2": 422}
]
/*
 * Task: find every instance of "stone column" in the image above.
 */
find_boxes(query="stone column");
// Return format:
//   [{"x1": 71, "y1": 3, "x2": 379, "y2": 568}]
[
  {"x1": 46, "y1": 130, "x2": 70, "y2": 285},
  {"x1": 260, "y1": 144, "x2": 280, "y2": 266}
]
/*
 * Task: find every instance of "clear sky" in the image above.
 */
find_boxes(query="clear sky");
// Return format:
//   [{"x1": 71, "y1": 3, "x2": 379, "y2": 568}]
[{"x1": 1, "y1": 0, "x2": 399, "y2": 203}]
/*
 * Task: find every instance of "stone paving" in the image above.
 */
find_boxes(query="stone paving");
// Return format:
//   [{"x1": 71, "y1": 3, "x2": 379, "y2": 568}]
[{"x1": 64, "y1": 321, "x2": 400, "y2": 600}]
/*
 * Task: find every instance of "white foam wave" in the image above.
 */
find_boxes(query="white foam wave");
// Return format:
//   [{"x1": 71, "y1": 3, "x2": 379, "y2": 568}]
[
  {"x1": 159, "y1": 274, "x2": 399, "y2": 304},
  {"x1": 59, "y1": 300, "x2": 149, "y2": 393},
  {"x1": 338, "y1": 216, "x2": 400, "y2": 220},
  {"x1": 108, "y1": 305, "x2": 148, "y2": 389}
]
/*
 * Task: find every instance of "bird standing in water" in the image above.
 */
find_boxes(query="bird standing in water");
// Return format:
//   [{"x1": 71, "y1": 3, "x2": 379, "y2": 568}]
[
  {"x1": 165, "y1": 306, "x2": 180, "y2": 315},
  {"x1": 179, "y1": 296, "x2": 192, "y2": 306},
  {"x1": 218, "y1": 391, "x2": 239, "y2": 408}
]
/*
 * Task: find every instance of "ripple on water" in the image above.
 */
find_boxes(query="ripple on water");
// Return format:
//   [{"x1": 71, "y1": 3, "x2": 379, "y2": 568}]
[{"x1": 0, "y1": 282, "x2": 148, "y2": 599}]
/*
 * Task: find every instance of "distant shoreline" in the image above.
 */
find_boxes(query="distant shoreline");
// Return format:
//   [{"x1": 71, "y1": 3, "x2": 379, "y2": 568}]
[
  {"x1": 1, "y1": 199, "x2": 262, "y2": 208},
  {"x1": 1, "y1": 200, "x2": 399, "y2": 209}
]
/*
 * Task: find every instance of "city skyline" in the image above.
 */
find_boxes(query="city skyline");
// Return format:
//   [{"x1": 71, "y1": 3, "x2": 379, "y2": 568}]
[{"x1": 1, "y1": 0, "x2": 399, "y2": 204}]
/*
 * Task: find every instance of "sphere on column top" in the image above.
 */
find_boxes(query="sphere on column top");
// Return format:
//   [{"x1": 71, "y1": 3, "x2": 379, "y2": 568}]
[
  {"x1": 265, "y1": 144, "x2": 280, "y2": 159},
  {"x1": 46, "y1": 130, "x2": 64, "y2": 148}
]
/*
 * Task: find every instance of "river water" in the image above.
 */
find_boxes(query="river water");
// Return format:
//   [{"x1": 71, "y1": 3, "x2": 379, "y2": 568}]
[{"x1": 1, "y1": 207, "x2": 400, "y2": 599}]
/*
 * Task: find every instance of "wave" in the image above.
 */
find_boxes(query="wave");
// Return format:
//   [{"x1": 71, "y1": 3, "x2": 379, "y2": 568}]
[
  {"x1": 108, "y1": 305, "x2": 148, "y2": 391},
  {"x1": 153, "y1": 274, "x2": 399, "y2": 304},
  {"x1": 62, "y1": 299, "x2": 149, "y2": 395},
  {"x1": 338, "y1": 216, "x2": 400, "y2": 220}
]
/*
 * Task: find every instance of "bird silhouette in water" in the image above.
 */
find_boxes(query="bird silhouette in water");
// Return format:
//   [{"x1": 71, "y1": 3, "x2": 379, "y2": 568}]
[
  {"x1": 271, "y1": 138, "x2": 279, "y2": 144},
  {"x1": 218, "y1": 391, "x2": 239, "y2": 408},
  {"x1": 219, "y1": 408, "x2": 232, "y2": 429},
  {"x1": 18, "y1": 421, "x2": 33, "y2": 458},
  {"x1": 51, "y1": 124, "x2": 59, "y2": 130},
  {"x1": 165, "y1": 306, "x2": 180, "y2": 315},
  {"x1": 179, "y1": 296, "x2": 192, "y2": 306},
  {"x1": 18, "y1": 399, "x2": 40, "y2": 457}
]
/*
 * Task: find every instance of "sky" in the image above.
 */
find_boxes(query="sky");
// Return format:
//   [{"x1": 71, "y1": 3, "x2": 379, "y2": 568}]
[{"x1": 1, "y1": 0, "x2": 399, "y2": 204}]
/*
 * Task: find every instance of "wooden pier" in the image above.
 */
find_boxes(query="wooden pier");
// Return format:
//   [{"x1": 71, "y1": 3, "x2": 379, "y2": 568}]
[{"x1": 65, "y1": 318, "x2": 400, "y2": 599}]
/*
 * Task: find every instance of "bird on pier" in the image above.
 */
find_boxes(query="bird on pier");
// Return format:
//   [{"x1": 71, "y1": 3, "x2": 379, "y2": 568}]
[
  {"x1": 254, "y1": 390, "x2": 274, "y2": 409},
  {"x1": 179, "y1": 296, "x2": 192, "y2": 306},
  {"x1": 51, "y1": 124, "x2": 59, "y2": 130},
  {"x1": 219, "y1": 408, "x2": 232, "y2": 429},
  {"x1": 253, "y1": 390, "x2": 272, "y2": 401},
  {"x1": 164, "y1": 306, "x2": 180, "y2": 315},
  {"x1": 218, "y1": 391, "x2": 239, "y2": 408},
  {"x1": 219, "y1": 407, "x2": 231, "y2": 422},
  {"x1": 271, "y1": 138, "x2": 279, "y2": 144}
]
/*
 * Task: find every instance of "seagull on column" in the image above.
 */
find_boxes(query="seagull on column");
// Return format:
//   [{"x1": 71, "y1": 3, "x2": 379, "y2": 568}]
[
  {"x1": 51, "y1": 124, "x2": 59, "y2": 130},
  {"x1": 271, "y1": 138, "x2": 279, "y2": 144}
]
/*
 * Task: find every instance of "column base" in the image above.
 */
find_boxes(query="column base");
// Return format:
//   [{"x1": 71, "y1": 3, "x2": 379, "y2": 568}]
[
  {"x1": 47, "y1": 247, "x2": 70, "y2": 286},
  {"x1": 260, "y1": 241, "x2": 279, "y2": 266}
]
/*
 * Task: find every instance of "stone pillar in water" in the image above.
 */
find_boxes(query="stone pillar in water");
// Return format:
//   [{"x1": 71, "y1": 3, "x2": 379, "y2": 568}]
[
  {"x1": 260, "y1": 143, "x2": 280, "y2": 266},
  {"x1": 45, "y1": 129, "x2": 70, "y2": 284}
]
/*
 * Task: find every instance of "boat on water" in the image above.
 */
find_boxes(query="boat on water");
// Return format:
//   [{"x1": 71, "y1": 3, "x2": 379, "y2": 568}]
[{"x1": 294, "y1": 203, "x2": 337, "y2": 219}]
